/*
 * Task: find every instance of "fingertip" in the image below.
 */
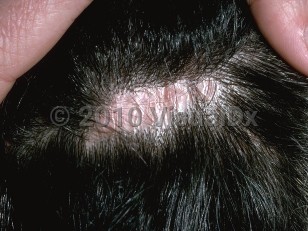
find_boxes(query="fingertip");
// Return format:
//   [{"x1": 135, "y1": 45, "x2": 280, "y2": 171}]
[
  {"x1": 249, "y1": 0, "x2": 308, "y2": 77},
  {"x1": 0, "y1": 0, "x2": 94, "y2": 102}
]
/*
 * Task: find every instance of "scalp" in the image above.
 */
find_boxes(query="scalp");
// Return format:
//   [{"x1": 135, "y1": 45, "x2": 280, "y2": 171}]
[{"x1": 0, "y1": 0, "x2": 307, "y2": 230}]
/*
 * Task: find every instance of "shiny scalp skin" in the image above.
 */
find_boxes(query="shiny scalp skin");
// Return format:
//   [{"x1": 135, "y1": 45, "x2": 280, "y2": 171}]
[{"x1": 0, "y1": 0, "x2": 308, "y2": 230}]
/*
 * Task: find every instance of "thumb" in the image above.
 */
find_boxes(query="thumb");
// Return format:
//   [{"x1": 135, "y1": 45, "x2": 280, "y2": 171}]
[
  {"x1": 248, "y1": 0, "x2": 308, "y2": 77},
  {"x1": 0, "y1": 0, "x2": 93, "y2": 102}
]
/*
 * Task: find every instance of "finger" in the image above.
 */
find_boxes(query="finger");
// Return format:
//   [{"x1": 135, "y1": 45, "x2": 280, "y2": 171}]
[
  {"x1": 249, "y1": 0, "x2": 308, "y2": 77},
  {"x1": 0, "y1": 79, "x2": 14, "y2": 103},
  {"x1": 0, "y1": 0, "x2": 93, "y2": 102}
]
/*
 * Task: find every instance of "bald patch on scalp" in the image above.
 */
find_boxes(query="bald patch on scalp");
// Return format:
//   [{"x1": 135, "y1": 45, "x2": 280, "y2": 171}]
[{"x1": 86, "y1": 77, "x2": 218, "y2": 141}]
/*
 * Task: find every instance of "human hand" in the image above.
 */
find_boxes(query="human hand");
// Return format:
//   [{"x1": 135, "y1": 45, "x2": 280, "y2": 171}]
[
  {"x1": 249, "y1": 0, "x2": 308, "y2": 76},
  {"x1": 1, "y1": 0, "x2": 308, "y2": 103},
  {"x1": 0, "y1": 0, "x2": 92, "y2": 102}
]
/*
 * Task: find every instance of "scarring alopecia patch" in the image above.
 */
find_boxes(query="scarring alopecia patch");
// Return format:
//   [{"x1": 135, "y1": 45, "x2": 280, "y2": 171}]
[{"x1": 86, "y1": 77, "x2": 218, "y2": 140}]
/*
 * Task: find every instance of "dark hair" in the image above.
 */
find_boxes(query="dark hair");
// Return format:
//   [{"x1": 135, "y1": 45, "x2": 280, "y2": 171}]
[{"x1": 0, "y1": 0, "x2": 307, "y2": 230}]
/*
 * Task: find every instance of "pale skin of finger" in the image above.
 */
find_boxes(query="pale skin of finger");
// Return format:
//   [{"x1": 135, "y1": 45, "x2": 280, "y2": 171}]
[
  {"x1": 0, "y1": 0, "x2": 93, "y2": 102},
  {"x1": 249, "y1": 0, "x2": 308, "y2": 77}
]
